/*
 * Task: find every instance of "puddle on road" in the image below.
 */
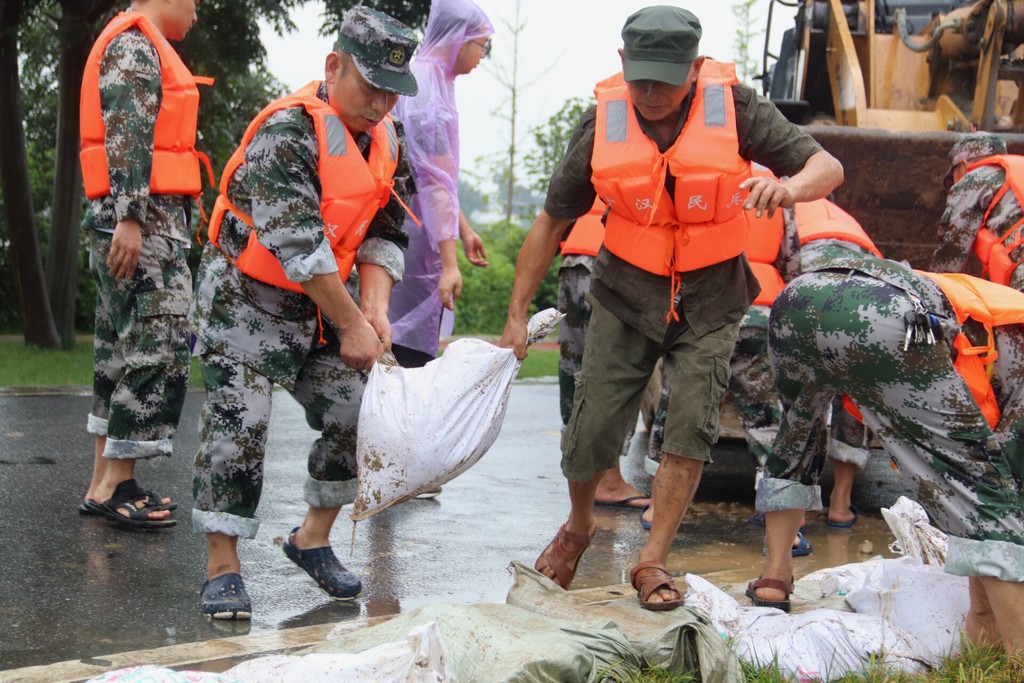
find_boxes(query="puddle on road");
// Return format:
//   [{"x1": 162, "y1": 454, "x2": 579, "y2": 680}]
[{"x1": 570, "y1": 500, "x2": 899, "y2": 591}]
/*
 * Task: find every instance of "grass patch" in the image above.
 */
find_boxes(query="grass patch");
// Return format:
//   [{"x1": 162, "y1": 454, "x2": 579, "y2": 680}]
[
  {"x1": 0, "y1": 337, "x2": 561, "y2": 388},
  {"x1": 621, "y1": 642, "x2": 1024, "y2": 682},
  {"x1": 0, "y1": 339, "x2": 95, "y2": 387},
  {"x1": 516, "y1": 348, "x2": 558, "y2": 380}
]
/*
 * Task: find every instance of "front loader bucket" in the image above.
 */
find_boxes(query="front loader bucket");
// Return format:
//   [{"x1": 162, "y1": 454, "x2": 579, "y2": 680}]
[{"x1": 803, "y1": 125, "x2": 1024, "y2": 266}]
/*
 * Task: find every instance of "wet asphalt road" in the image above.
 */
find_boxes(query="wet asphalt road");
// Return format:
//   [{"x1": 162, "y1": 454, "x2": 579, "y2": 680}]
[{"x1": 0, "y1": 380, "x2": 904, "y2": 673}]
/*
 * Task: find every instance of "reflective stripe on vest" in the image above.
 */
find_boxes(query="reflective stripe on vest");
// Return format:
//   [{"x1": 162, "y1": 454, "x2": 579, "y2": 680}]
[
  {"x1": 965, "y1": 154, "x2": 1024, "y2": 286},
  {"x1": 793, "y1": 199, "x2": 881, "y2": 257},
  {"x1": 591, "y1": 61, "x2": 753, "y2": 278},
  {"x1": 207, "y1": 81, "x2": 399, "y2": 292},
  {"x1": 560, "y1": 199, "x2": 606, "y2": 257},
  {"x1": 80, "y1": 11, "x2": 211, "y2": 200},
  {"x1": 921, "y1": 271, "x2": 1024, "y2": 429}
]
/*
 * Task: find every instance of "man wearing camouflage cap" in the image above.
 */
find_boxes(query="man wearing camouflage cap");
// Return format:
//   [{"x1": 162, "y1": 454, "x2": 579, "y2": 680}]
[
  {"x1": 498, "y1": 5, "x2": 842, "y2": 610},
  {"x1": 930, "y1": 131, "x2": 1024, "y2": 291},
  {"x1": 190, "y1": 6, "x2": 418, "y2": 619}
]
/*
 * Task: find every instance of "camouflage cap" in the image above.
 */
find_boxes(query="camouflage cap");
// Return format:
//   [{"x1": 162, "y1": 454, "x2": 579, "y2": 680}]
[
  {"x1": 621, "y1": 6, "x2": 701, "y2": 86},
  {"x1": 336, "y1": 6, "x2": 419, "y2": 96},
  {"x1": 944, "y1": 131, "x2": 1007, "y2": 188}
]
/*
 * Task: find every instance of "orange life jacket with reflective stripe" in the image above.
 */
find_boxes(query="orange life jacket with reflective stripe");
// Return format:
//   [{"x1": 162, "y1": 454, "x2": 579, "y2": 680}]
[
  {"x1": 964, "y1": 154, "x2": 1024, "y2": 287},
  {"x1": 560, "y1": 199, "x2": 606, "y2": 257},
  {"x1": 920, "y1": 271, "x2": 1024, "y2": 429},
  {"x1": 591, "y1": 62, "x2": 753, "y2": 280},
  {"x1": 207, "y1": 81, "x2": 400, "y2": 292},
  {"x1": 80, "y1": 11, "x2": 214, "y2": 200},
  {"x1": 793, "y1": 199, "x2": 882, "y2": 257},
  {"x1": 745, "y1": 168, "x2": 785, "y2": 306}
]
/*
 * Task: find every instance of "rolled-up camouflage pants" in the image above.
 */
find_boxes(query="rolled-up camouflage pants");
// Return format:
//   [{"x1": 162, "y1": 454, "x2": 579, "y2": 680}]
[
  {"x1": 192, "y1": 344, "x2": 367, "y2": 539},
  {"x1": 87, "y1": 231, "x2": 191, "y2": 459},
  {"x1": 558, "y1": 259, "x2": 632, "y2": 455},
  {"x1": 760, "y1": 270, "x2": 1024, "y2": 580},
  {"x1": 649, "y1": 305, "x2": 871, "y2": 470}
]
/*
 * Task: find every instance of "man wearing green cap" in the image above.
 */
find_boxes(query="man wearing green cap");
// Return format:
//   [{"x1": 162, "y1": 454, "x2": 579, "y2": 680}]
[
  {"x1": 499, "y1": 5, "x2": 843, "y2": 610},
  {"x1": 930, "y1": 131, "x2": 1024, "y2": 292},
  {"x1": 190, "y1": 6, "x2": 418, "y2": 619}
]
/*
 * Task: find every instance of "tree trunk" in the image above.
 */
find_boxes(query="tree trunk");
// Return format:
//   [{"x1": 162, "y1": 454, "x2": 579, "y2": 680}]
[
  {"x1": 46, "y1": 5, "x2": 96, "y2": 348},
  {"x1": 0, "y1": 0, "x2": 59, "y2": 347}
]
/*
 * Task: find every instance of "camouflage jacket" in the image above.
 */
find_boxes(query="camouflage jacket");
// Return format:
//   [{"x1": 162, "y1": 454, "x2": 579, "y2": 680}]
[
  {"x1": 81, "y1": 24, "x2": 190, "y2": 243},
  {"x1": 930, "y1": 165, "x2": 1024, "y2": 292},
  {"x1": 192, "y1": 82, "x2": 414, "y2": 388}
]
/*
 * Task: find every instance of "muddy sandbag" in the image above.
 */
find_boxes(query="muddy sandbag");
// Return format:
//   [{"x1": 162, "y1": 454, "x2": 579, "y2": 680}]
[
  {"x1": 308, "y1": 601, "x2": 642, "y2": 683},
  {"x1": 352, "y1": 309, "x2": 562, "y2": 521},
  {"x1": 506, "y1": 562, "x2": 742, "y2": 683}
]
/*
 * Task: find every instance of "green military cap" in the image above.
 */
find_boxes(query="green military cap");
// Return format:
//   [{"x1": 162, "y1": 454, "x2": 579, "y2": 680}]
[
  {"x1": 621, "y1": 6, "x2": 701, "y2": 86},
  {"x1": 336, "y1": 6, "x2": 419, "y2": 96},
  {"x1": 944, "y1": 131, "x2": 1007, "y2": 188}
]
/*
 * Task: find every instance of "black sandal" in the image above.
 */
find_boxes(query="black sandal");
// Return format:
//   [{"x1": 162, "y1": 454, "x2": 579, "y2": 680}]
[{"x1": 91, "y1": 479, "x2": 176, "y2": 530}]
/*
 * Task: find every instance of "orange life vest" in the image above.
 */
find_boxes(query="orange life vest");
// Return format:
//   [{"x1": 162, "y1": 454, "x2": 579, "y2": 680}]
[
  {"x1": 964, "y1": 154, "x2": 1024, "y2": 287},
  {"x1": 793, "y1": 199, "x2": 882, "y2": 257},
  {"x1": 560, "y1": 199, "x2": 606, "y2": 257},
  {"x1": 79, "y1": 11, "x2": 214, "y2": 200},
  {"x1": 207, "y1": 81, "x2": 400, "y2": 292},
  {"x1": 745, "y1": 168, "x2": 785, "y2": 306},
  {"x1": 920, "y1": 271, "x2": 1024, "y2": 429},
  {"x1": 591, "y1": 61, "x2": 753, "y2": 280}
]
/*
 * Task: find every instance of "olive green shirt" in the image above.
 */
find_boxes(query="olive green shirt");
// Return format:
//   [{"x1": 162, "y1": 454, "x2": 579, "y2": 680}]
[{"x1": 544, "y1": 79, "x2": 823, "y2": 341}]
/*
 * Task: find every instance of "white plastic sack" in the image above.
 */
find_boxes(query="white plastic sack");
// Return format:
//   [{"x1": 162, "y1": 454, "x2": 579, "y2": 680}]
[
  {"x1": 880, "y1": 495, "x2": 949, "y2": 565},
  {"x1": 224, "y1": 622, "x2": 449, "y2": 683},
  {"x1": 683, "y1": 574, "x2": 929, "y2": 681},
  {"x1": 845, "y1": 558, "x2": 968, "y2": 666},
  {"x1": 352, "y1": 308, "x2": 562, "y2": 520}
]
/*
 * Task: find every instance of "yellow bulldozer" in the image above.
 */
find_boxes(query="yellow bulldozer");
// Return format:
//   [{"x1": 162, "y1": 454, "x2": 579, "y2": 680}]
[{"x1": 763, "y1": 0, "x2": 1024, "y2": 264}]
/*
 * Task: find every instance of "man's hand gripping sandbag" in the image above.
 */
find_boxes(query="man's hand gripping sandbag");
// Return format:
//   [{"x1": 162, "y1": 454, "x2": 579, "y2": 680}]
[{"x1": 351, "y1": 308, "x2": 563, "y2": 520}]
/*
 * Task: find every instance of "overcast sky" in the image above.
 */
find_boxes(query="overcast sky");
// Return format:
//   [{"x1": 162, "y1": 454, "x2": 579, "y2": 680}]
[{"x1": 259, "y1": 1, "x2": 792, "y2": 183}]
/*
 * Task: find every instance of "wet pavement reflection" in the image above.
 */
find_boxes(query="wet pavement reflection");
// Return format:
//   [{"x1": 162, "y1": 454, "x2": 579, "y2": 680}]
[{"x1": 0, "y1": 380, "x2": 900, "y2": 672}]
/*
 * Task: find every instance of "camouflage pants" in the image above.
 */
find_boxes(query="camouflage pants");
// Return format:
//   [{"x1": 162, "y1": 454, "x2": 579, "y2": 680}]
[
  {"x1": 558, "y1": 259, "x2": 632, "y2": 455},
  {"x1": 87, "y1": 231, "x2": 191, "y2": 459},
  {"x1": 192, "y1": 344, "x2": 366, "y2": 539},
  {"x1": 649, "y1": 305, "x2": 871, "y2": 469},
  {"x1": 760, "y1": 270, "x2": 1024, "y2": 580}
]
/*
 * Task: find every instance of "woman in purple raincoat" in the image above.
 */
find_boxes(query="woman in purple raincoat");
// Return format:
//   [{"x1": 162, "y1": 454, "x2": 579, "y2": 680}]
[{"x1": 389, "y1": 0, "x2": 494, "y2": 368}]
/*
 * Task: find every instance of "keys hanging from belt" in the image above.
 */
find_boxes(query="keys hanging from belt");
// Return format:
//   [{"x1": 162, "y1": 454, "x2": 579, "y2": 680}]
[{"x1": 902, "y1": 299, "x2": 937, "y2": 351}]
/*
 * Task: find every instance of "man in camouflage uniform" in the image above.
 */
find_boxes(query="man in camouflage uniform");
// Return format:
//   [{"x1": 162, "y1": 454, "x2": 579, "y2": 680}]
[
  {"x1": 751, "y1": 246, "x2": 1024, "y2": 652},
  {"x1": 79, "y1": 0, "x2": 203, "y2": 529},
  {"x1": 190, "y1": 7, "x2": 418, "y2": 619},
  {"x1": 930, "y1": 131, "x2": 1024, "y2": 292},
  {"x1": 558, "y1": 251, "x2": 649, "y2": 509}
]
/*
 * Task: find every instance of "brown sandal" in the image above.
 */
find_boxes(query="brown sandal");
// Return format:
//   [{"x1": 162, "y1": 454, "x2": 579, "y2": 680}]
[
  {"x1": 630, "y1": 560, "x2": 683, "y2": 611},
  {"x1": 745, "y1": 576, "x2": 794, "y2": 612},
  {"x1": 534, "y1": 523, "x2": 595, "y2": 589}
]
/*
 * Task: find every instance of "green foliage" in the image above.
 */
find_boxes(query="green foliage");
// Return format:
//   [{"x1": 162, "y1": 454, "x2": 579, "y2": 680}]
[
  {"x1": 321, "y1": 0, "x2": 431, "y2": 35},
  {"x1": 523, "y1": 96, "x2": 593, "y2": 197},
  {"x1": 731, "y1": 0, "x2": 763, "y2": 86},
  {"x1": 453, "y1": 218, "x2": 559, "y2": 335}
]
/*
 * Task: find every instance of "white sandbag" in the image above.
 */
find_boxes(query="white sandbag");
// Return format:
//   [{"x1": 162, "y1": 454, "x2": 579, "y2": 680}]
[
  {"x1": 880, "y1": 496, "x2": 949, "y2": 565},
  {"x1": 352, "y1": 308, "x2": 562, "y2": 520},
  {"x1": 845, "y1": 559, "x2": 968, "y2": 666},
  {"x1": 224, "y1": 622, "x2": 449, "y2": 683},
  {"x1": 683, "y1": 574, "x2": 929, "y2": 681}
]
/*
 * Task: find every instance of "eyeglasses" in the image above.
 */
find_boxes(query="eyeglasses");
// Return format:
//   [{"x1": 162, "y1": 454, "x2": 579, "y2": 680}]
[{"x1": 470, "y1": 38, "x2": 491, "y2": 58}]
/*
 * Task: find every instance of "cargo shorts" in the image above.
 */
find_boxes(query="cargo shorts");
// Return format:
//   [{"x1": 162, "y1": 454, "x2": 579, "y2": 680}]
[{"x1": 560, "y1": 296, "x2": 740, "y2": 481}]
